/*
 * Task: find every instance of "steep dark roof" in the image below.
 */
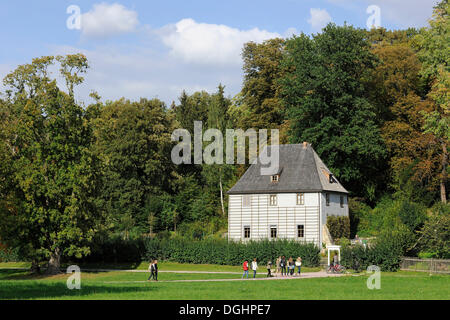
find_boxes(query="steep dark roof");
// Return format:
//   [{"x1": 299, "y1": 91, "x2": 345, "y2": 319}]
[{"x1": 227, "y1": 144, "x2": 348, "y2": 194}]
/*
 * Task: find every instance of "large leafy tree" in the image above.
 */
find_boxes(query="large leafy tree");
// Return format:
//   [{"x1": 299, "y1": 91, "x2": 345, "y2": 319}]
[
  {"x1": 280, "y1": 24, "x2": 386, "y2": 200},
  {"x1": 238, "y1": 38, "x2": 286, "y2": 136},
  {"x1": 90, "y1": 98, "x2": 177, "y2": 238},
  {"x1": 0, "y1": 55, "x2": 103, "y2": 274},
  {"x1": 367, "y1": 43, "x2": 441, "y2": 203},
  {"x1": 414, "y1": 0, "x2": 449, "y2": 203}
]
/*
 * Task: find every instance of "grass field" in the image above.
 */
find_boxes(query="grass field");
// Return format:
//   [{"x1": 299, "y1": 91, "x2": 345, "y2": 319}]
[{"x1": 0, "y1": 262, "x2": 448, "y2": 300}]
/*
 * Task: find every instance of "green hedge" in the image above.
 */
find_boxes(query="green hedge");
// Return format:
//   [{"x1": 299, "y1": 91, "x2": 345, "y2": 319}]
[
  {"x1": 326, "y1": 216, "x2": 350, "y2": 239},
  {"x1": 71, "y1": 237, "x2": 145, "y2": 264},
  {"x1": 144, "y1": 238, "x2": 320, "y2": 267}
]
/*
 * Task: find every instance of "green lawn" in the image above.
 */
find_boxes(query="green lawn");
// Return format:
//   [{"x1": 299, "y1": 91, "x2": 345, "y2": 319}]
[{"x1": 0, "y1": 264, "x2": 448, "y2": 300}]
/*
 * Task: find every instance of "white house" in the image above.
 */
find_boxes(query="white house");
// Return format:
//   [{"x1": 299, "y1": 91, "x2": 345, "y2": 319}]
[{"x1": 227, "y1": 143, "x2": 349, "y2": 247}]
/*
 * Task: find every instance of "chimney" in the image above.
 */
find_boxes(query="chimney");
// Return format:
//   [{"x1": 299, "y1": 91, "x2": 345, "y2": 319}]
[{"x1": 302, "y1": 142, "x2": 308, "y2": 149}]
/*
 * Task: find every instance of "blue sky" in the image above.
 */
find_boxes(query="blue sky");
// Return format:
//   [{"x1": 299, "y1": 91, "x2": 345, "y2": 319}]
[{"x1": 0, "y1": 0, "x2": 439, "y2": 105}]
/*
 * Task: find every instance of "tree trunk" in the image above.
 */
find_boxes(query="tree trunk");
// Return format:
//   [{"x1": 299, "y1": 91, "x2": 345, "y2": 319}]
[
  {"x1": 45, "y1": 248, "x2": 62, "y2": 275},
  {"x1": 441, "y1": 141, "x2": 448, "y2": 204},
  {"x1": 219, "y1": 168, "x2": 225, "y2": 216},
  {"x1": 30, "y1": 259, "x2": 40, "y2": 274}
]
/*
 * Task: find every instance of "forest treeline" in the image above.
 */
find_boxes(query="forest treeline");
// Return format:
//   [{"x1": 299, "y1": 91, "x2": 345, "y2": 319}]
[{"x1": 0, "y1": 1, "x2": 448, "y2": 270}]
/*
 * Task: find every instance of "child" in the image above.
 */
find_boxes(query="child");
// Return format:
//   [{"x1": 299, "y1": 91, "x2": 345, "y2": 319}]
[
  {"x1": 242, "y1": 260, "x2": 249, "y2": 279},
  {"x1": 267, "y1": 260, "x2": 272, "y2": 277}
]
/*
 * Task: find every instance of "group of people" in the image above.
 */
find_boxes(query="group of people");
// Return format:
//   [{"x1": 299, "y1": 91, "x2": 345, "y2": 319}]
[{"x1": 242, "y1": 256, "x2": 302, "y2": 279}]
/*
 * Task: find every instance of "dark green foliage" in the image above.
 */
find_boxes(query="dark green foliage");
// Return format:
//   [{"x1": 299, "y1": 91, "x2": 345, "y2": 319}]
[
  {"x1": 143, "y1": 239, "x2": 320, "y2": 267},
  {"x1": 326, "y1": 216, "x2": 350, "y2": 239},
  {"x1": 280, "y1": 23, "x2": 386, "y2": 200},
  {"x1": 0, "y1": 245, "x2": 22, "y2": 262},
  {"x1": 71, "y1": 237, "x2": 145, "y2": 264},
  {"x1": 352, "y1": 196, "x2": 427, "y2": 237}
]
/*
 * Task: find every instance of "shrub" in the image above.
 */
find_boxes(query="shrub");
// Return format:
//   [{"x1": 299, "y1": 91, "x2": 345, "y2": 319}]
[
  {"x1": 327, "y1": 216, "x2": 350, "y2": 240},
  {"x1": 0, "y1": 245, "x2": 22, "y2": 262},
  {"x1": 143, "y1": 238, "x2": 321, "y2": 267},
  {"x1": 341, "y1": 229, "x2": 407, "y2": 272}
]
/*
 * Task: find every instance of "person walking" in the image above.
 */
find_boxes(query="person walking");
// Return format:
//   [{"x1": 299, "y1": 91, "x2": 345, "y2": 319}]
[
  {"x1": 280, "y1": 256, "x2": 286, "y2": 277},
  {"x1": 152, "y1": 259, "x2": 158, "y2": 281},
  {"x1": 251, "y1": 258, "x2": 258, "y2": 278},
  {"x1": 242, "y1": 260, "x2": 249, "y2": 279},
  {"x1": 147, "y1": 260, "x2": 154, "y2": 281},
  {"x1": 275, "y1": 256, "x2": 281, "y2": 277},
  {"x1": 148, "y1": 259, "x2": 158, "y2": 281},
  {"x1": 266, "y1": 260, "x2": 272, "y2": 277},
  {"x1": 295, "y1": 257, "x2": 302, "y2": 276}
]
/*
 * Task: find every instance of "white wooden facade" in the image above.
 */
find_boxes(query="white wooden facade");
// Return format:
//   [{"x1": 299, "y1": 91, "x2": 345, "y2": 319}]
[
  {"x1": 227, "y1": 144, "x2": 349, "y2": 246},
  {"x1": 228, "y1": 192, "x2": 348, "y2": 246}
]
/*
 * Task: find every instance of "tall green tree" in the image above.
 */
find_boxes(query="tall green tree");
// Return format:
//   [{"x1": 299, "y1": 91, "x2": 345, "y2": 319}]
[
  {"x1": 0, "y1": 55, "x2": 103, "y2": 274},
  {"x1": 280, "y1": 24, "x2": 386, "y2": 200},
  {"x1": 238, "y1": 38, "x2": 288, "y2": 141},
  {"x1": 91, "y1": 98, "x2": 177, "y2": 238},
  {"x1": 414, "y1": 0, "x2": 449, "y2": 203}
]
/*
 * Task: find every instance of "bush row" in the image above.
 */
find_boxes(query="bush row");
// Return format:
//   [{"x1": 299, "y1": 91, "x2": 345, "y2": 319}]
[
  {"x1": 72, "y1": 238, "x2": 145, "y2": 264},
  {"x1": 144, "y1": 239, "x2": 321, "y2": 267}
]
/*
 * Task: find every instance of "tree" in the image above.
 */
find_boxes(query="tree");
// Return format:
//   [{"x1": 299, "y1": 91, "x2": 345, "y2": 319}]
[
  {"x1": 368, "y1": 44, "x2": 442, "y2": 202},
  {"x1": 0, "y1": 55, "x2": 103, "y2": 274},
  {"x1": 91, "y1": 98, "x2": 177, "y2": 237},
  {"x1": 414, "y1": 0, "x2": 450, "y2": 203},
  {"x1": 238, "y1": 38, "x2": 286, "y2": 135},
  {"x1": 280, "y1": 24, "x2": 386, "y2": 200}
]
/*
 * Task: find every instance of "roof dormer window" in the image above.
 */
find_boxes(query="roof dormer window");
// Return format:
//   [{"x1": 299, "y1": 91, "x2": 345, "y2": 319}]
[{"x1": 271, "y1": 175, "x2": 279, "y2": 183}]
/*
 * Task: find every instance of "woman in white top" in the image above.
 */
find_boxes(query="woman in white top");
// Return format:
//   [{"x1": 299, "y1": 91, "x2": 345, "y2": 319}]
[
  {"x1": 251, "y1": 258, "x2": 258, "y2": 278},
  {"x1": 295, "y1": 257, "x2": 302, "y2": 276}
]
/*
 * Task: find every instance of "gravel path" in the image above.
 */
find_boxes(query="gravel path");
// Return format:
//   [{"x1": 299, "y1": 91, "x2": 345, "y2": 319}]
[{"x1": 103, "y1": 271, "x2": 345, "y2": 284}]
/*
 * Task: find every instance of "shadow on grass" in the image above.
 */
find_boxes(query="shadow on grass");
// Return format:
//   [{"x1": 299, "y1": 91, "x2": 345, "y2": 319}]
[{"x1": 0, "y1": 279, "x2": 155, "y2": 300}]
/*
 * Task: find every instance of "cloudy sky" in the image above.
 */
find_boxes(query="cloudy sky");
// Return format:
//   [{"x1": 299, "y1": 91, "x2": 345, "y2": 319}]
[{"x1": 0, "y1": 0, "x2": 439, "y2": 106}]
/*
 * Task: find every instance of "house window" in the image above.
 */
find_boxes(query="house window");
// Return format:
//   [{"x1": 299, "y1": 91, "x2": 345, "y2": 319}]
[
  {"x1": 271, "y1": 175, "x2": 279, "y2": 183},
  {"x1": 297, "y1": 225, "x2": 304, "y2": 238},
  {"x1": 296, "y1": 193, "x2": 305, "y2": 205},
  {"x1": 269, "y1": 195, "x2": 277, "y2": 206},
  {"x1": 340, "y1": 195, "x2": 344, "y2": 208},
  {"x1": 270, "y1": 226, "x2": 277, "y2": 239},
  {"x1": 326, "y1": 193, "x2": 330, "y2": 206},
  {"x1": 243, "y1": 195, "x2": 251, "y2": 207},
  {"x1": 244, "y1": 226, "x2": 251, "y2": 239}
]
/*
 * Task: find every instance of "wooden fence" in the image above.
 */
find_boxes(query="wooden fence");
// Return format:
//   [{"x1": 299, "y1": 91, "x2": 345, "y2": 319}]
[{"x1": 400, "y1": 257, "x2": 450, "y2": 274}]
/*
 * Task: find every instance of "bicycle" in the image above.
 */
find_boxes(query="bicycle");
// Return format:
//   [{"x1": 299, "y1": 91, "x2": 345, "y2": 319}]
[{"x1": 326, "y1": 263, "x2": 346, "y2": 274}]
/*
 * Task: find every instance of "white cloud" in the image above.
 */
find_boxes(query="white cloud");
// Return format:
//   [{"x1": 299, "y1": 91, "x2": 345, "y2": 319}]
[
  {"x1": 80, "y1": 3, "x2": 139, "y2": 38},
  {"x1": 158, "y1": 18, "x2": 281, "y2": 65},
  {"x1": 308, "y1": 8, "x2": 333, "y2": 32},
  {"x1": 51, "y1": 44, "x2": 244, "y2": 106}
]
